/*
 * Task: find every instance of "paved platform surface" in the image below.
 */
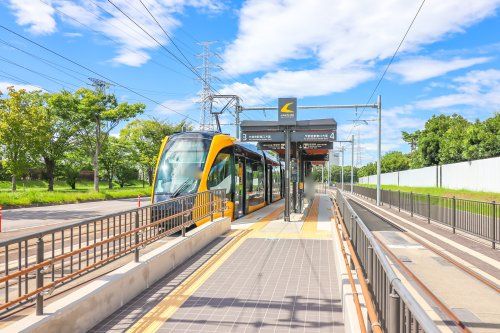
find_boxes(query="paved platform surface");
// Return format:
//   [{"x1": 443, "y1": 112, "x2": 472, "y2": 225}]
[
  {"x1": 0, "y1": 197, "x2": 150, "y2": 238},
  {"x1": 91, "y1": 195, "x2": 344, "y2": 333}
]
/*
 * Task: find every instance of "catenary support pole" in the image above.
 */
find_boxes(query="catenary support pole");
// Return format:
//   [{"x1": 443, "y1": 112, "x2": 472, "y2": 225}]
[
  {"x1": 351, "y1": 134, "x2": 354, "y2": 193},
  {"x1": 376, "y1": 95, "x2": 382, "y2": 206},
  {"x1": 341, "y1": 147, "x2": 344, "y2": 191}
]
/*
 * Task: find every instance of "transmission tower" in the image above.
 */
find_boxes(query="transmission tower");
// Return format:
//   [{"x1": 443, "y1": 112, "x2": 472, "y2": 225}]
[
  {"x1": 351, "y1": 108, "x2": 375, "y2": 167},
  {"x1": 197, "y1": 41, "x2": 217, "y2": 131}
]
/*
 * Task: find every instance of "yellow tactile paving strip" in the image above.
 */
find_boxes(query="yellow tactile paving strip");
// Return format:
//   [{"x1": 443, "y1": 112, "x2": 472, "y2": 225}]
[
  {"x1": 127, "y1": 196, "x2": 334, "y2": 333},
  {"x1": 126, "y1": 205, "x2": 284, "y2": 333}
]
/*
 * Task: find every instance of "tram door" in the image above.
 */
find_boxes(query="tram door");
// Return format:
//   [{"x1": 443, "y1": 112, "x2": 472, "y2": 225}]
[{"x1": 234, "y1": 156, "x2": 245, "y2": 219}]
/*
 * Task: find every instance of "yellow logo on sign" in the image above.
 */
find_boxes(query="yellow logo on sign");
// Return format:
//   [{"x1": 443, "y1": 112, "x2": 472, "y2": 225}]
[{"x1": 280, "y1": 102, "x2": 294, "y2": 113}]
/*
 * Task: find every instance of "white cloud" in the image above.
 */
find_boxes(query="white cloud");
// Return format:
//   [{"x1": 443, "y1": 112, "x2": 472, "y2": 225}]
[
  {"x1": 0, "y1": 81, "x2": 44, "y2": 93},
  {"x1": 63, "y1": 32, "x2": 83, "y2": 38},
  {"x1": 220, "y1": 0, "x2": 500, "y2": 103},
  {"x1": 221, "y1": 65, "x2": 374, "y2": 106},
  {"x1": 416, "y1": 69, "x2": 500, "y2": 109},
  {"x1": 391, "y1": 56, "x2": 491, "y2": 82},
  {"x1": 8, "y1": 0, "x2": 56, "y2": 35},
  {"x1": 6, "y1": 0, "x2": 224, "y2": 66},
  {"x1": 155, "y1": 96, "x2": 198, "y2": 116}
]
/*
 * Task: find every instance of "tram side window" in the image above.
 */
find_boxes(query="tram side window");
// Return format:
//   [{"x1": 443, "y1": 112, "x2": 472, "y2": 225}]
[
  {"x1": 272, "y1": 165, "x2": 281, "y2": 199},
  {"x1": 246, "y1": 159, "x2": 265, "y2": 207},
  {"x1": 207, "y1": 148, "x2": 233, "y2": 200}
]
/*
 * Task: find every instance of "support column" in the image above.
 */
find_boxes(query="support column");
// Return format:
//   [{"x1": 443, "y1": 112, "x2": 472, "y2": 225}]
[{"x1": 284, "y1": 127, "x2": 291, "y2": 221}]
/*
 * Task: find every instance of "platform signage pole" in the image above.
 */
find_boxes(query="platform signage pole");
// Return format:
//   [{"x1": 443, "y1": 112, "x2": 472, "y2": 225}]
[{"x1": 284, "y1": 127, "x2": 291, "y2": 221}]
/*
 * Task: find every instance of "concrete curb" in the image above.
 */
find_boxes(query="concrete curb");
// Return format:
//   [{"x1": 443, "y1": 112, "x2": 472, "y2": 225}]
[{"x1": 8, "y1": 217, "x2": 231, "y2": 333}]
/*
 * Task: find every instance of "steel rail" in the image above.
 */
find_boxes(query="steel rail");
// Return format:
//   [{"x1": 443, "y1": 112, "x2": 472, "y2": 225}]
[{"x1": 335, "y1": 189, "x2": 439, "y2": 333}]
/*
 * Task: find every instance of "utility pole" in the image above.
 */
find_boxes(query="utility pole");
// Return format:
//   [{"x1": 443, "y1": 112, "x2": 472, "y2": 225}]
[
  {"x1": 377, "y1": 95, "x2": 382, "y2": 206},
  {"x1": 89, "y1": 77, "x2": 110, "y2": 192},
  {"x1": 197, "y1": 41, "x2": 216, "y2": 131},
  {"x1": 351, "y1": 134, "x2": 354, "y2": 193}
]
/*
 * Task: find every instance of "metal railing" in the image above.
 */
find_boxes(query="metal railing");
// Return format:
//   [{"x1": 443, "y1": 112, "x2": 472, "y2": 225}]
[
  {"x1": 347, "y1": 185, "x2": 499, "y2": 249},
  {"x1": 335, "y1": 189, "x2": 439, "y2": 333},
  {"x1": 0, "y1": 189, "x2": 226, "y2": 316}
]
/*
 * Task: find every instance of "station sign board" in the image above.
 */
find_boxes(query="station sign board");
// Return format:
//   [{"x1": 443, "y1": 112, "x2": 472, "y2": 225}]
[
  {"x1": 278, "y1": 98, "x2": 297, "y2": 125},
  {"x1": 299, "y1": 142, "x2": 333, "y2": 149},
  {"x1": 241, "y1": 132, "x2": 284, "y2": 142},
  {"x1": 291, "y1": 131, "x2": 336, "y2": 142},
  {"x1": 260, "y1": 143, "x2": 285, "y2": 150}
]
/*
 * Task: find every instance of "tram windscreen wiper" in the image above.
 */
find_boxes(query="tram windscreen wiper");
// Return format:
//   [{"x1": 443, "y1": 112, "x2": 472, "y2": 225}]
[{"x1": 171, "y1": 179, "x2": 194, "y2": 198}]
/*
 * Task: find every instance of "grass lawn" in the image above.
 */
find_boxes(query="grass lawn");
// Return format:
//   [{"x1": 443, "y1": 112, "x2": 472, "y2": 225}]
[
  {"x1": 357, "y1": 184, "x2": 500, "y2": 202},
  {"x1": 0, "y1": 180, "x2": 151, "y2": 208}
]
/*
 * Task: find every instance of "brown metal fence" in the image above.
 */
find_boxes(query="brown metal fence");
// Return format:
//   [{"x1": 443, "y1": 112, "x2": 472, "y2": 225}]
[
  {"x1": 0, "y1": 189, "x2": 226, "y2": 316},
  {"x1": 346, "y1": 185, "x2": 499, "y2": 248}
]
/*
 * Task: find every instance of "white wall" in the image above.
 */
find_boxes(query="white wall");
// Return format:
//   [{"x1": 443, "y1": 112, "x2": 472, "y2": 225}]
[
  {"x1": 358, "y1": 156, "x2": 499, "y2": 192},
  {"x1": 441, "y1": 157, "x2": 500, "y2": 192}
]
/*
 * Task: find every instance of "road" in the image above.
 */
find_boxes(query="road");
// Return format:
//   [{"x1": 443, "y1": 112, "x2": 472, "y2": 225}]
[{"x1": 0, "y1": 197, "x2": 150, "y2": 234}]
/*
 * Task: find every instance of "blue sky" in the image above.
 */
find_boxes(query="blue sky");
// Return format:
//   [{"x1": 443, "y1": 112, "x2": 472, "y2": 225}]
[{"x1": 0, "y1": 0, "x2": 499, "y2": 165}]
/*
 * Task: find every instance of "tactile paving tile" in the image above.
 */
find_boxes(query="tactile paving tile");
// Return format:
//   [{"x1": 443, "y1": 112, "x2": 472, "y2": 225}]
[{"x1": 158, "y1": 238, "x2": 344, "y2": 333}]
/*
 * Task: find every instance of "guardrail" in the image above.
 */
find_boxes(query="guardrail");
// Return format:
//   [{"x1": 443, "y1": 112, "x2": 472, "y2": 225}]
[
  {"x1": 345, "y1": 185, "x2": 499, "y2": 249},
  {"x1": 335, "y1": 189, "x2": 439, "y2": 333},
  {"x1": 0, "y1": 189, "x2": 226, "y2": 317}
]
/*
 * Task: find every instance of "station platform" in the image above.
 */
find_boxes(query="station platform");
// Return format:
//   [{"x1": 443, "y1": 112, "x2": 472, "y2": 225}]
[{"x1": 91, "y1": 195, "x2": 347, "y2": 333}]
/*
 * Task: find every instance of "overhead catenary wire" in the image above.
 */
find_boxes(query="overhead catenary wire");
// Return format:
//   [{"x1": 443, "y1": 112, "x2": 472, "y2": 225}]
[
  {"x1": 0, "y1": 25, "x2": 200, "y2": 124},
  {"x1": 344, "y1": 0, "x2": 426, "y2": 140}
]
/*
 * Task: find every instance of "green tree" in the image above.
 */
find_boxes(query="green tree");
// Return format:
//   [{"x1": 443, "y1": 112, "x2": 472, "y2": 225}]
[
  {"x1": 462, "y1": 113, "x2": 500, "y2": 160},
  {"x1": 72, "y1": 88, "x2": 145, "y2": 191},
  {"x1": 417, "y1": 114, "x2": 470, "y2": 166},
  {"x1": 60, "y1": 148, "x2": 90, "y2": 190},
  {"x1": 381, "y1": 151, "x2": 410, "y2": 172},
  {"x1": 402, "y1": 130, "x2": 420, "y2": 152},
  {"x1": 358, "y1": 162, "x2": 376, "y2": 178},
  {"x1": 0, "y1": 87, "x2": 42, "y2": 191},
  {"x1": 115, "y1": 164, "x2": 138, "y2": 188},
  {"x1": 120, "y1": 119, "x2": 190, "y2": 186},
  {"x1": 35, "y1": 91, "x2": 79, "y2": 191}
]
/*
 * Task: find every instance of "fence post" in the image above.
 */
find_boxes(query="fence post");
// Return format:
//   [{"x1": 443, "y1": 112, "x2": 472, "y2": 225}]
[
  {"x1": 210, "y1": 191, "x2": 214, "y2": 222},
  {"x1": 367, "y1": 246, "x2": 373, "y2": 284},
  {"x1": 350, "y1": 215, "x2": 354, "y2": 240},
  {"x1": 410, "y1": 192, "x2": 414, "y2": 217},
  {"x1": 221, "y1": 190, "x2": 225, "y2": 217},
  {"x1": 492, "y1": 201, "x2": 496, "y2": 249},
  {"x1": 389, "y1": 190, "x2": 391, "y2": 208},
  {"x1": 0, "y1": 205, "x2": 2, "y2": 232},
  {"x1": 134, "y1": 210, "x2": 140, "y2": 262},
  {"x1": 389, "y1": 289, "x2": 401, "y2": 333},
  {"x1": 181, "y1": 199, "x2": 186, "y2": 237},
  {"x1": 36, "y1": 237, "x2": 44, "y2": 315},
  {"x1": 452, "y1": 196, "x2": 456, "y2": 234},
  {"x1": 427, "y1": 194, "x2": 431, "y2": 223},
  {"x1": 398, "y1": 190, "x2": 401, "y2": 212}
]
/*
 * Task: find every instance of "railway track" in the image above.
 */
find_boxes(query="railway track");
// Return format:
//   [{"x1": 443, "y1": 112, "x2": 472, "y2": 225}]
[{"x1": 347, "y1": 197, "x2": 500, "y2": 333}]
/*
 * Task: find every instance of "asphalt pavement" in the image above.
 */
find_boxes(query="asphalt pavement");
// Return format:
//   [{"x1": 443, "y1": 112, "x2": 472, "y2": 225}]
[{"x1": 0, "y1": 197, "x2": 150, "y2": 234}]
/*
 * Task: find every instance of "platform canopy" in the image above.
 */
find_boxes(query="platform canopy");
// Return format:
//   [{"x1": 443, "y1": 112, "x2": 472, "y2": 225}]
[{"x1": 240, "y1": 118, "x2": 337, "y2": 162}]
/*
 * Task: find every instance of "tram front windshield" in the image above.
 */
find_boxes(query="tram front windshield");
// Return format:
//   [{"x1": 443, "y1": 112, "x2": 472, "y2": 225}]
[{"x1": 153, "y1": 136, "x2": 210, "y2": 202}]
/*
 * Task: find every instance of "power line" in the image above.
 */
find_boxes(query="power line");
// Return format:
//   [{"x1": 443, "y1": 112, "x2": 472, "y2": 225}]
[
  {"x1": 106, "y1": 0, "x2": 213, "y2": 91},
  {"x1": 344, "y1": 0, "x2": 426, "y2": 140},
  {"x1": 0, "y1": 24, "x2": 200, "y2": 124},
  {"x1": 0, "y1": 55, "x2": 79, "y2": 90},
  {"x1": 38, "y1": 0, "x2": 193, "y2": 81},
  {"x1": 139, "y1": 0, "x2": 197, "y2": 74}
]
